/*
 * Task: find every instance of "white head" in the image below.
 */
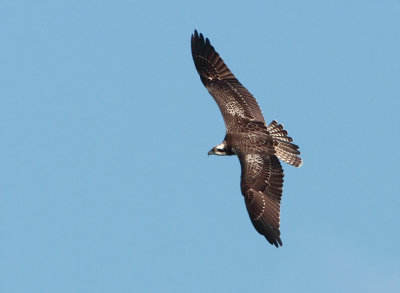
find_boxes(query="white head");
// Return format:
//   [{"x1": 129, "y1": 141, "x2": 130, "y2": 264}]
[{"x1": 208, "y1": 141, "x2": 233, "y2": 156}]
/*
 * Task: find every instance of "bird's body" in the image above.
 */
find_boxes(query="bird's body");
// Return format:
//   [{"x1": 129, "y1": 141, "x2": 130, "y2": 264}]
[{"x1": 191, "y1": 30, "x2": 302, "y2": 247}]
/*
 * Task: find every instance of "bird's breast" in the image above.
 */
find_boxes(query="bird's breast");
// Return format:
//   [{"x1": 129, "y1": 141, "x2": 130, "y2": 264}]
[{"x1": 226, "y1": 132, "x2": 274, "y2": 155}]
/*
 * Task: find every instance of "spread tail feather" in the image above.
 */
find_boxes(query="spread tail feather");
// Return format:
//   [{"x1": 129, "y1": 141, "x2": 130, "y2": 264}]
[{"x1": 267, "y1": 120, "x2": 303, "y2": 167}]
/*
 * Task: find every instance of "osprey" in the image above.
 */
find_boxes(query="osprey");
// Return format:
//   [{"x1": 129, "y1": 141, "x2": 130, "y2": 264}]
[{"x1": 191, "y1": 30, "x2": 302, "y2": 247}]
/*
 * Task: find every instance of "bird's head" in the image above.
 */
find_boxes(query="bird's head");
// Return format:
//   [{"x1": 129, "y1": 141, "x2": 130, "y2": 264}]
[{"x1": 208, "y1": 142, "x2": 232, "y2": 156}]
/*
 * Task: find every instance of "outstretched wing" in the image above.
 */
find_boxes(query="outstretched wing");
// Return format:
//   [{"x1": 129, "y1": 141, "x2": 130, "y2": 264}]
[
  {"x1": 191, "y1": 30, "x2": 265, "y2": 130},
  {"x1": 238, "y1": 151, "x2": 284, "y2": 247}
]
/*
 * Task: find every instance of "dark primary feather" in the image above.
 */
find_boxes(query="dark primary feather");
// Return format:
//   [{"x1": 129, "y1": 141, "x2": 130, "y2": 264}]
[{"x1": 191, "y1": 30, "x2": 266, "y2": 130}]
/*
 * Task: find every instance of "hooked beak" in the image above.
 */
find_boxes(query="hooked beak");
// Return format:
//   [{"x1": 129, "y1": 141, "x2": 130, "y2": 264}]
[{"x1": 207, "y1": 149, "x2": 214, "y2": 156}]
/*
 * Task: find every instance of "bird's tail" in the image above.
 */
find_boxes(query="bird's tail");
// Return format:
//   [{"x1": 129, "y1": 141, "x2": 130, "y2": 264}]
[{"x1": 267, "y1": 120, "x2": 302, "y2": 167}]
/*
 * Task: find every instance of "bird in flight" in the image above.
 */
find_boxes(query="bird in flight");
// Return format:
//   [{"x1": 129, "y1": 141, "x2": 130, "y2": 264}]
[{"x1": 191, "y1": 30, "x2": 302, "y2": 247}]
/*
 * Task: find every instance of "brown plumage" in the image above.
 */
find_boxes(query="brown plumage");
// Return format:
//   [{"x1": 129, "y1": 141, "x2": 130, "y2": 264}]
[{"x1": 191, "y1": 30, "x2": 302, "y2": 247}]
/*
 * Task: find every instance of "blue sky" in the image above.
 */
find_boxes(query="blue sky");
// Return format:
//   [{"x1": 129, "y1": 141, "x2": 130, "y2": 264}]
[{"x1": 1, "y1": 1, "x2": 399, "y2": 292}]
